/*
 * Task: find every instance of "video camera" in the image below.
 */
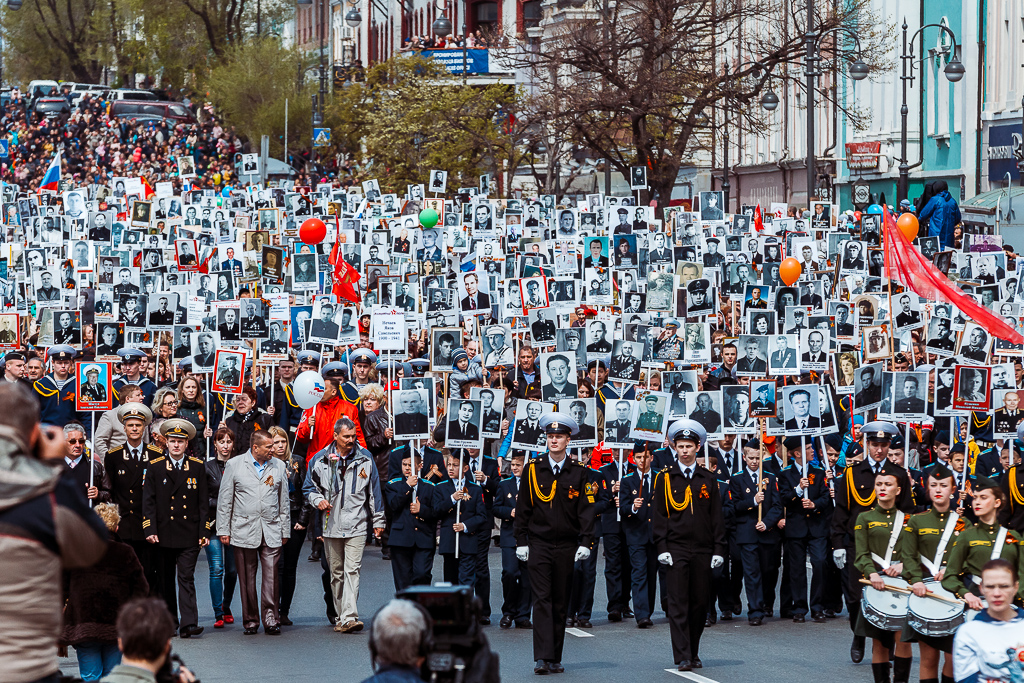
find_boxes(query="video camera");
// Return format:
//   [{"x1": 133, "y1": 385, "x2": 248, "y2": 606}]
[{"x1": 396, "y1": 584, "x2": 499, "y2": 683}]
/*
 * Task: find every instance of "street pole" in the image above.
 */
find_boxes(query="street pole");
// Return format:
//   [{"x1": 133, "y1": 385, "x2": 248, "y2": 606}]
[
  {"x1": 898, "y1": 21, "x2": 910, "y2": 205},
  {"x1": 722, "y1": 107, "x2": 730, "y2": 210},
  {"x1": 805, "y1": 0, "x2": 816, "y2": 208},
  {"x1": 462, "y1": 8, "x2": 467, "y2": 86},
  {"x1": 318, "y1": 0, "x2": 327, "y2": 123},
  {"x1": 602, "y1": 0, "x2": 611, "y2": 195}
]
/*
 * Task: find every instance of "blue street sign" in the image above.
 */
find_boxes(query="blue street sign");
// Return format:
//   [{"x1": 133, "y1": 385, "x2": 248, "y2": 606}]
[
  {"x1": 0, "y1": 140, "x2": 8, "y2": 158},
  {"x1": 313, "y1": 128, "x2": 331, "y2": 147}
]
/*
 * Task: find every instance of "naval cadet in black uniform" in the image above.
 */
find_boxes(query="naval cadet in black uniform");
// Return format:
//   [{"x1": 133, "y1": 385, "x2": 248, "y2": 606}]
[
  {"x1": 494, "y1": 453, "x2": 533, "y2": 629},
  {"x1": 383, "y1": 449, "x2": 437, "y2": 590},
  {"x1": 653, "y1": 419, "x2": 726, "y2": 672},
  {"x1": 514, "y1": 412, "x2": 597, "y2": 675},
  {"x1": 103, "y1": 403, "x2": 162, "y2": 591},
  {"x1": 142, "y1": 418, "x2": 210, "y2": 638},
  {"x1": 830, "y1": 421, "x2": 915, "y2": 664}
]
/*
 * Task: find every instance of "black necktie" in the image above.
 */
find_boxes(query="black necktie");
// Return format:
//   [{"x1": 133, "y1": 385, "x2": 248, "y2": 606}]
[
  {"x1": 553, "y1": 463, "x2": 560, "y2": 476},
  {"x1": 644, "y1": 473, "x2": 650, "y2": 497}
]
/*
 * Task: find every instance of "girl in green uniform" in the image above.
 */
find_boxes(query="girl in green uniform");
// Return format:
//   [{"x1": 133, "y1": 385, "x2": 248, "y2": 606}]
[
  {"x1": 901, "y1": 465, "x2": 967, "y2": 683},
  {"x1": 855, "y1": 471, "x2": 914, "y2": 683},
  {"x1": 941, "y1": 477, "x2": 1024, "y2": 609}
]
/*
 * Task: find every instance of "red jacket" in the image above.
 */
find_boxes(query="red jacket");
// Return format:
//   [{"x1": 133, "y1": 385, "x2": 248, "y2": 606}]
[{"x1": 296, "y1": 395, "x2": 366, "y2": 461}]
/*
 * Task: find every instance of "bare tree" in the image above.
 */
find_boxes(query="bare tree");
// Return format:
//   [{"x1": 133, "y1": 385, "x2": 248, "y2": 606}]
[{"x1": 513, "y1": 0, "x2": 891, "y2": 204}]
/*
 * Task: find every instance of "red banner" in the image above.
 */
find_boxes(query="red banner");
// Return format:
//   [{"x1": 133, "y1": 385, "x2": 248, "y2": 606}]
[{"x1": 846, "y1": 141, "x2": 881, "y2": 171}]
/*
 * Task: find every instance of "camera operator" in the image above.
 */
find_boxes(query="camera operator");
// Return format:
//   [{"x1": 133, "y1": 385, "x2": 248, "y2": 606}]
[
  {"x1": 363, "y1": 599, "x2": 429, "y2": 683},
  {"x1": 0, "y1": 382, "x2": 108, "y2": 683},
  {"x1": 100, "y1": 598, "x2": 195, "y2": 683}
]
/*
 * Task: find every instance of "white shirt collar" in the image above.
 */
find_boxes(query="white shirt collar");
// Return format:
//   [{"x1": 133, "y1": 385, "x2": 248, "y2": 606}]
[
  {"x1": 65, "y1": 455, "x2": 83, "y2": 467},
  {"x1": 548, "y1": 454, "x2": 566, "y2": 472}
]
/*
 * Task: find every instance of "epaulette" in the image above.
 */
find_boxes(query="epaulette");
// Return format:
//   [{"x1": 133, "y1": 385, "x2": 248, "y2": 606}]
[
  {"x1": 33, "y1": 378, "x2": 57, "y2": 397},
  {"x1": 482, "y1": 454, "x2": 497, "y2": 462},
  {"x1": 419, "y1": 479, "x2": 436, "y2": 486},
  {"x1": 189, "y1": 457, "x2": 203, "y2": 464},
  {"x1": 145, "y1": 444, "x2": 162, "y2": 453},
  {"x1": 339, "y1": 382, "x2": 361, "y2": 404},
  {"x1": 150, "y1": 456, "x2": 166, "y2": 464},
  {"x1": 388, "y1": 476, "x2": 404, "y2": 484},
  {"x1": 501, "y1": 475, "x2": 514, "y2": 481}
]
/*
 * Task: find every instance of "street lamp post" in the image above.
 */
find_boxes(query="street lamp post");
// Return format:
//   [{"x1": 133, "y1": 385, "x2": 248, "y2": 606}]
[
  {"x1": 432, "y1": 10, "x2": 466, "y2": 85},
  {"x1": 721, "y1": 62, "x2": 780, "y2": 211},
  {"x1": 896, "y1": 20, "x2": 965, "y2": 204},
  {"x1": 802, "y1": 20, "x2": 869, "y2": 205}
]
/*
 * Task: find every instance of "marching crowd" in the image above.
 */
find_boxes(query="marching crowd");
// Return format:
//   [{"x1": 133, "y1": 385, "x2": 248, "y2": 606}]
[{"x1": 0, "y1": 152, "x2": 1022, "y2": 683}]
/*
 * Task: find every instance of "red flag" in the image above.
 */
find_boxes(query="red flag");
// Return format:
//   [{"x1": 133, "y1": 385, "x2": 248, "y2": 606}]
[
  {"x1": 140, "y1": 176, "x2": 155, "y2": 199},
  {"x1": 883, "y1": 206, "x2": 1024, "y2": 344},
  {"x1": 329, "y1": 232, "x2": 361, "y2": 304},
  {"x1": 753, "y1": 204, "x2": 764, "y2": 233},
  {"x1": 198, "y1": 248, "x2": 215, "y2": 274}
]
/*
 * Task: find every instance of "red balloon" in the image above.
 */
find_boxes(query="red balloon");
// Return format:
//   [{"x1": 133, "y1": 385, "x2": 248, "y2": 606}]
[
  {"x1": 779, "y1": 257, "x2": 802, "y2": 286},
  {"x1": 853, "y1": 211, "x2": 862, "y2": 221},
  {"x1": 300, "y1": 218, "x2": 327, "y2": 244}
]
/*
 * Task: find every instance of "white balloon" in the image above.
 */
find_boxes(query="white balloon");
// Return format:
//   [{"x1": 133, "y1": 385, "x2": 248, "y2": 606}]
[{"x1": 293, "y1": 371, "x2": 326, "y2": 409}]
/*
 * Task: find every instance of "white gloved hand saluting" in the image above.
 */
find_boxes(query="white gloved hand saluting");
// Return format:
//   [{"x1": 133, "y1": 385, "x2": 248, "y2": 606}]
[
  {"x1": 574, "y1": 546, "x2": 591, "y2": 562},
  {"x1": 658, "y1": 552, "x2": 673, "y2": 566},
  {"x1": 833, "y1": 549, "x2": 846, "y2": 569},
  {"x1": 516, "y1": 546, "x2": 529, "y2": 562},
  {"x1": 711, "y1": 555, "x2": 724, "y2": 569}
]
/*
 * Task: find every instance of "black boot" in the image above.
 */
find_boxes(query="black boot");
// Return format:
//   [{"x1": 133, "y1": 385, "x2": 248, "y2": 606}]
[
  {"x1": 851, "y1": 636, "x2": 866, "y2": 663},
  {"x1": 921, "y1": 678, "x2": 938, "y2": 683},
  {"x1": 893, "y1": 657, "x2": 912, "y2": 683},
  {"x1": 872, "y1": 663, "x2": 892, "y2": 683},
  {"x1": 941, "y1": 675, "x2": 955, "y2": 683}
]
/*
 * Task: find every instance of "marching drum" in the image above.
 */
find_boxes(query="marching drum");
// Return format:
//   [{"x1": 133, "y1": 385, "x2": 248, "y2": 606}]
[
  {"x1": 861, "y1": 577, "x2": 910, "y2": 631},
  {"x1": 907, "y1": 581, "x2": 965, "y2": 636}
]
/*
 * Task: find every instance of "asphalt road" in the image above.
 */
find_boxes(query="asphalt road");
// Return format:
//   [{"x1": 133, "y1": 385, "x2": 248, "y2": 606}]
[{"x1": 61, "y1": 540, "x2": 926, "y2": 683}]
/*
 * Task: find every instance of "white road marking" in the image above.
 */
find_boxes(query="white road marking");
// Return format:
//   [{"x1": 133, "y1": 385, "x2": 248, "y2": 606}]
[
  {"x1": 566, "y1": 627, "x2": 594, "y2": 638},
  {"x1": 665, "y1": 669, "x2": 719, "y2": 683}
]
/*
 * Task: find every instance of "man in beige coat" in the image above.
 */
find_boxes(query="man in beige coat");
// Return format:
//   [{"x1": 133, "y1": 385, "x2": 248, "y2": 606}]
[{"x1": 216, "y1": 431, "x2": 290, "y2": 635}]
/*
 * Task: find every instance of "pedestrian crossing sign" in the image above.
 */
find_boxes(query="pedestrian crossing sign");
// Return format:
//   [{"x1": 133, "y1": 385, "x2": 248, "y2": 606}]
[
  {"x1": 0, "y1": 140, "x2": 8, "y2": 158},
  {"x1": 313, "y1": 128, "x2": 331, "y2": 147}
]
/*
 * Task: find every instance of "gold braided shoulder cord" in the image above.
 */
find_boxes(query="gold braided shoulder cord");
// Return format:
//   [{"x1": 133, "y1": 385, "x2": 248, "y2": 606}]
[
  {"x1": 663, "y1": 472, "x2": 692, "y2": 514},
  {"x1": 529, "y1": 462, "x2": 556, "y2": 505},
  {"x1": 1010, "y1": 468, "x2": 1024, "y2": 507},
  {"x1": 848, "y1": 470, "x2": 876, "y2": 508}
]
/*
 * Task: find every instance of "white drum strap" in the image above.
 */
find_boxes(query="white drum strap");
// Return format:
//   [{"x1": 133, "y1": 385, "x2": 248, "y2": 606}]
[
  {"x1": 871, "y1": 511, "x2": 905, "y2": 567},
  {"x1": 991, "y1": 527, "x2": 1008, "y2": 561},
  {"x1": 921, "y1": 513, "x2": 959, "y2": 577}
]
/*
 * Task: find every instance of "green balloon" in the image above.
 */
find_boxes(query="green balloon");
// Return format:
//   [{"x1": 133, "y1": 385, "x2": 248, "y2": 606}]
[{"x1": 418, "y1": 208, "x2": 439, "y2": 229}]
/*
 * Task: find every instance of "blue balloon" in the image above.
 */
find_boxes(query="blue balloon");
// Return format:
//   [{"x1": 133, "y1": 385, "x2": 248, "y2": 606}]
[
  {"x1": 221, "y1": 186, "x2": 232, "y2": 197},
  {"x1": 866, "y1": 203, "x2": 883, "y2": 214}
]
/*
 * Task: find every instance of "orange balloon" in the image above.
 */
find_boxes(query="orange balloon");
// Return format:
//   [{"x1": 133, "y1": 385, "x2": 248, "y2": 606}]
[
  {"x1": 779, "y1": 257, "x2": 802, "y2": 286},
  {"x1": 896, "y1": 213, "x2": 919, "y2": 243}
]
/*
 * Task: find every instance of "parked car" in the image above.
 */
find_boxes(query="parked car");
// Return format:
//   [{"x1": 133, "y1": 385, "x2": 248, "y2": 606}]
[
  {"x1": 108, "y1": 89, "x2": 159, "y2": 101},
  {"x1": 26, "y1": 80, "x2": 60, "y2": 103},
  {"x1": 108, "y1": 100, "x2": 196, "y2": 124},
  {"x1": 31, "y1": 97, "x2": 71, "y2": 121}
]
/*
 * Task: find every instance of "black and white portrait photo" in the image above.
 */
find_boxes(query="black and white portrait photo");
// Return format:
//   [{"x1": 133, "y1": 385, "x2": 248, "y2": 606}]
[
  {"x1": 428, "y1": 170, "x2": 448, "y2": 195},
  {"x1": 511, "y1": 399, "x2": 553, "y2": 450},
  {"x1": 781, "y1": 385, "x2": 820, "y2": 435},
  {"x1": 854, "y1": 362, "x2": 883, "y2": 410},
  {"x1": 631, "y1": 392, "x2": 670, "y2": 442},
  {"x1": 629, "y1": 166, "x2": 647, "y2": 190},
  {"x1": 539, "y1": 351, "x2": 577, "y2": 401},
  {"x1": 608, "y1": 339, "x2": 644, "y2": 384},
  {"x1": 698, "y1": 191, "x2": 725, "y2": 222},
  {"x1": 394, "y1": 388, "x2": 431, "y2": 440},
  {"x1": 890, "y1": 371, "x2": 929, "y2": 419}
]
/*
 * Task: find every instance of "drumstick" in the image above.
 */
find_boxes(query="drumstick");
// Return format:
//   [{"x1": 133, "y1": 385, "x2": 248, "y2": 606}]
[{"x1": 858, "y1": 579, "x2": 966, "y2": 605}]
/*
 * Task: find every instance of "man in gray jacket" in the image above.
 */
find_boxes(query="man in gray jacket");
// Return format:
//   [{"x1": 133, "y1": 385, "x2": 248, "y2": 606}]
[
  {"x1": 304, "y1": 416, "x2": 385, "y2": 634},
  {"x1": 217, "y1": 431, "x2": 290, "y2": 635}
]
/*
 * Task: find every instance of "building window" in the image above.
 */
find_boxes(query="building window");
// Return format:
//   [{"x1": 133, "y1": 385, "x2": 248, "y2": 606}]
[
  {"x1": 475, "y1": 1, "x2": 498, "y2": 27},
  {"x1": 523, "y1": 0, "x2": 540, "y2": 29}
]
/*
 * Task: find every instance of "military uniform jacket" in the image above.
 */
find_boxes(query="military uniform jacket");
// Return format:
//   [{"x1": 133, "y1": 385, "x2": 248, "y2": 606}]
[
  {"x1": 103, "y1": 443, "x2": 163, "y2": 541},
  {"x1": 619, "y1": 469, "x2": 656, "y2": 546},
  {"x1": 652, "y1": 461, "x2": 726, "y2": 559},
  {"x1": 730, "y1": 469, "x2": 783, "y2": 544},
  {"x1": 433, "y1": 479, "x2": 486, "y2": 554},
  {"x1": 940, "y1": 521, "x2": 1024, "y2": 600},
  {"x1": 274, "y1": 382, "x2": 304, "y2": 430},
  {"x1": 33, "y1": 375, "x2": 81, "y2": 427},
  {"x1": 999, "y1": 465, "x2": 1024, "y2": 532},
  {"x1": 142, "y1": 454, "x2": 211, "y2": 548},
  {"x1": 112, "y1": 376, "x2": 157, "y2": 406},
  {"x1": 778, "y1": 464, "x2": 833, "y2": 539},
  {"x1": 513, "y1": 455, "x2": 597, "y2": 549},
  {"x1": 853, "y1": 504, "x2": 911, "y2": 579},
  {"x1": 900, "y1": 508, "x2": 969, "y2": 584},
  {"x1": 384, "y1": 477, "x2": 437, "y2": 550},
  {"x1": 464, "y1": 454, "x2": 500, "y2": 511},
  {"x1": 599, "y1": 460, "x2": 636, "y2": 534},
  {"x1": 494, "y1": 476, "x2": 522, "y2": 548},
  {"x1": 830, "y1": 459, "x2": 915, "y2": 549}
]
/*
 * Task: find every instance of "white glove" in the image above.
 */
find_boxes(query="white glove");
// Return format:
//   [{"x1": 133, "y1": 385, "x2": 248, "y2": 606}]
[
  {"x1": 658, "y1": 552, "x2": 673, "y2": 566},
  {"x1": 574, "y1": 546, "x2": 591, "y2": 562},
  {"x1": 833, "y1": 549, "x2": 846, "y2": 569},
  {"x1": 516, "y1": 546, "x2": 529, "y2": 562},
  {"x1": 711, "y1": 555, "x2": 724, "y2": 569}
]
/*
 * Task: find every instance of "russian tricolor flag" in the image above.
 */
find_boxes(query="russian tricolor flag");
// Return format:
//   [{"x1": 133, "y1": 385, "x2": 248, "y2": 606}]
[{"x1": 39, "y1": 151, "x2": 60, "y2": 193}]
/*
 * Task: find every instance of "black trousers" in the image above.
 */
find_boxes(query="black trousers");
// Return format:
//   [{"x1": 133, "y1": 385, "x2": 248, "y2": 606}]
[
  {"x1": 528, "y1": 539, "x2": 575, "y2": 663},
  {"x1": 602, "y1": 531, "x2": 631, "y2": 613},
  {"x1": 665, "y1": 552, "x2": 712, "y2": 665},
  {"x1": 155, "y1": 545, "x2": 200, "y2": 631},
  {"x1": 627, "y1": 542, "x2": 658, "y2": 621},
  {"x1": 470, "y1": 526, "x2": 491, "y2": 615},
  {"x1": 784, "y1": 535, "x2": 828, "y2": 615},
  {"x1": 567, "y1": 539, "x2": 599, "y2": 620},
  {"x1": 390, "y1": 546, "x2": 435, "y2": 591},
  {"x1": 442, "y1": 551, "x2": 476, "y2": 587},
  {"x1": 840, "y1": 542, "x2": 861, "y2": 633},
  {"x1": 759, "y1": 540, "x2": 782, "y2": 615},
  {"x1": 277, "y1": 530, "x2": 305, "y2": 617},
  {"x1": 500, "y1": 546, "x2": 532, "y2": 621},
  {"x1": 824, "y1": 547, "x2": 845, "y2": 612},
  {"x1": 126, "y1": 538, "x2": 159, "y2": 598}
]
